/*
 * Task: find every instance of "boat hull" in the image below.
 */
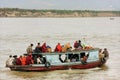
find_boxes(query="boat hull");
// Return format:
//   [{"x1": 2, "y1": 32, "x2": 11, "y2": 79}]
[{"x1": 8, "y1": 61, "x2": 103, "y2": 71}]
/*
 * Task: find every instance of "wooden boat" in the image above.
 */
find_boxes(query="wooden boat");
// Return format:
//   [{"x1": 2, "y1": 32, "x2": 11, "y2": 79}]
[{"x1": 6, "y1": 48, "x2": 108, "y2": 71}]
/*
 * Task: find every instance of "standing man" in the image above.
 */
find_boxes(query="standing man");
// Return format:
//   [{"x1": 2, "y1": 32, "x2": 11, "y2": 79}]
[
  {"x1": 26, "y1": 44, "x2": 33, "y2": 54},
  {"x1": 102, "y1": 48, "x2": 109, "y2": 60}
]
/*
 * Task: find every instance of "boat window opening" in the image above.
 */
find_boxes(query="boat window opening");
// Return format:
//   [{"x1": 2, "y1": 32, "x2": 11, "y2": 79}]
[
  {"x1": 68, "y1": 54, "x2": 73, "y2": 60},
  {"x1": 59, "y1": 54, "x2": 67, "y2": 63},
  {"x1": 87, "y1": 51, "x2": 99, "y2": 62},
  {"x1": 80, "y1": 52, "x2": 88, "y2": 64},
  {"x1": 80, "y1": 52, "x2": 89, "y2": 58},
  {"x1": 80, "y1": 52, "x2": 85, "y2": 58},
  {"x1": 68, "y1": 54, "x2": 79, "y2": 62},
  {"x1": 46, "y1": 55, "x2": 62, "y2": 64},
  {"x1": 32, "y1": 54, "x2": 46, "y2": 64}
]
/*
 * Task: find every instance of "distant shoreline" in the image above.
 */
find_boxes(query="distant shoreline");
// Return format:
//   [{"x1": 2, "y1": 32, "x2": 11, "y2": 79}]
[{"x1": 0, "y1": 8, "x2": 120, "y2": 17}]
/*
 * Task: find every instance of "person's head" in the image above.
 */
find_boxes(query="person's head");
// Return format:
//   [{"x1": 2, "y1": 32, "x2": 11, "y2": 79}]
[
  {"x1": 76, "y1": 41, "x2": 79, "y2": 43},
  {"x1": 38, "y1": 43, "x2": 40, "y2": 45},
  {"x1": 20, "y1": 55, "x2": 22, "y2": 58},
  {"x1": 9, "y1": 55, "x2": 12, "y2": 58},
  {"x1": 43, "y1": 42, "x2": 46, "y2": 45},
  {"x1": 104, "y1": 48, "x2": 107, "y2": 51},
  {"x1": 58, "y1": 43, "x2": 60, "y2": 45},
  {"x1": 79, "y1": 40, "x2": 81, "y2": 43},
  {"x1": 31, "y1": 44, "x2": 33, "y2": 46}
]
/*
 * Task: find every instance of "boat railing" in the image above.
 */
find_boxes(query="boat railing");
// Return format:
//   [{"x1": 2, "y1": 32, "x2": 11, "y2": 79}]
[{"x1": 23, "y1": 48, "x2": 100, "y2": 55}]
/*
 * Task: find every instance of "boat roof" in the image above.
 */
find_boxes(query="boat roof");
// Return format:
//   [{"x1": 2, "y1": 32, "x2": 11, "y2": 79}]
[{"x1": 25, "y1": 48, "x2": 100, "y2": 56}]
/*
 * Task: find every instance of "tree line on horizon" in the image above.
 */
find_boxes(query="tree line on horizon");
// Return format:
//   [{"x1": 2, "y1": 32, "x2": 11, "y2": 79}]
[{"x1": 0, "y1": 8, "x2": 120, "y2": 17}]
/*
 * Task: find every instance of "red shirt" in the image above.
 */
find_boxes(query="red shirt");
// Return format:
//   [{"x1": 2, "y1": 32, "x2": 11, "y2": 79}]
[
  {"x1": 26, "y1": 55, "x2": 33, "y2": 65},
  {"x1": 55, "y1": 43, "x2": 62, "y2": 52},
  {"x1": 41, "y1": 43, "x2": 47, "y2": 52}
]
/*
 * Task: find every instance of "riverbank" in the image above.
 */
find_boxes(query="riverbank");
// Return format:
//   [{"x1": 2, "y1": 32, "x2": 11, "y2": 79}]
[{"x1": 0, "y1": 8, "x2": 120, "y2": 17}]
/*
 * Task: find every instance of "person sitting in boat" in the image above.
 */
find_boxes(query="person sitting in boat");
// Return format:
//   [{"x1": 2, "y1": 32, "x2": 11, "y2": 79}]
[
  {"x1": 99, "y1": 49, "x2": 105, "y2": 62},
  {"x1": 12, "y1": 55, "x2": 21, "y2": 65},
  {"x1": 26, "y1": 54, "x2": 34, "y2": 65},
  {"x1": 20, "y1": 54, "x2": 26, "y2": 65},
  {"x1": 54, "y1": 43, "x2": 62, "y2": 52},
  {"x1": 37, "y1": 56, "x2": 42, "y2": 64},
  {"x1": 74, "y1": 41, "x2": 79, "y2": 49},
  {"x1": 74, "y1": 40, "x2": 83, "y2": 50},
  {"x1": 6, "y1": 55, "x2": 14, "y2": 67},
  {"x1": 62, "y1": 43, "x2": 72, "y2": 52},
  {"x1": 41, "y1": 43, "x2": 47, "y2": 53},
  {"x1": 84, "y1": 45, "x2": 93, "y2": 50},
  {"x1": 17, "y1": 55, "x2": 23, "y2": 65},
  {"x1": 33, "y1": 55, "x2": 37, "y2": 64},
  {"x1": 26, "y1": 43, "x2": 33, "y2": 54},
  {"x1": 46, "y1": 45, "x2": 52, "y2": 52},
  {"x1": 77, "y1": 40, "x2": 83, "y2": 49},
  {"x1": 81, "y1": 55, "x2": 87, "y2": 64},
  {"x1": 12, "y1": 55, "x2": 17, "y2": 65},
  {"x1": 34, "y1": 43, "x2": 42, "y2": 53},
  {"x1": 102, "y1": 48, "x2": 109, "y2": 60},
  {"x1": 71, "y1": 57, "x2": 77, "y2": 62}
]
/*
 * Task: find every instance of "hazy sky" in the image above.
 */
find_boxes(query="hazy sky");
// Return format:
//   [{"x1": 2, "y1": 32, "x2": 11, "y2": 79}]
[{"x1": 0, "y1": 0, "x2": 120, "y2": 10}]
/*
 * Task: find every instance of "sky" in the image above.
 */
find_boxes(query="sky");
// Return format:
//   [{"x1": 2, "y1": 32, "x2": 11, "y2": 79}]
[{"x1": 0, "y1": 0, "x2": 120, "y2": 10}]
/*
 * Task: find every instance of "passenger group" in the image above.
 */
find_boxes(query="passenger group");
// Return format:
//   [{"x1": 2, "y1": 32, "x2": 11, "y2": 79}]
[
  {"x1": 6, "y1": 40, "x2": 109, "y2": 66},
  {"x1": 26, "y1": 40, "x2": 93, "y2": 54}
]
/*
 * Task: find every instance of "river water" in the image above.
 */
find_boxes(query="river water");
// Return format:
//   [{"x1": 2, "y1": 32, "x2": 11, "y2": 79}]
[{"x1": 0, "y1": 17, "x2": 120, "y2": 80}]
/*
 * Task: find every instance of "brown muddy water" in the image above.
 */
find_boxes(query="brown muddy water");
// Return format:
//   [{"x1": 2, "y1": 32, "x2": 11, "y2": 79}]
[{"x1": 0, "y1": 17, "x2": 120, "y2": 80}]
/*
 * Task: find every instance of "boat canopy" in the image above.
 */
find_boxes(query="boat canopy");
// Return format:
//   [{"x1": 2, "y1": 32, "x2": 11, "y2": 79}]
[
  {"x1": 30, "y1": 48, "x2": 100, "y2": 64},
  {"x1": 44, "y1": 49, "x2": 99, "y2": 64}
]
